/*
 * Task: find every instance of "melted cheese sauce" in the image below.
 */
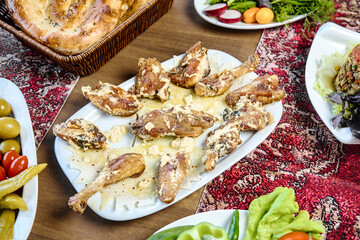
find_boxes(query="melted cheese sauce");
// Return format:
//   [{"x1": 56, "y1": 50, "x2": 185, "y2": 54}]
[{"x1": 68, "y1": 136, "x2": 205, "y2": 210}]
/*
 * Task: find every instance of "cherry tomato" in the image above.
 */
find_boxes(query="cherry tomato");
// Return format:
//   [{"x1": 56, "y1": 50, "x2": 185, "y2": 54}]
[
  {"x1": 8, "y1": 155, "x2": 28, "y2": 178},
  {"x1": 2, "y1": 150, "x2": 20, "y2": 173},
  {"x1": 278, "y1": 231, "x2": 313, "y2": 240},
  {"x1": 0, "y1": 166, "x2": 6, "y2": 181}
]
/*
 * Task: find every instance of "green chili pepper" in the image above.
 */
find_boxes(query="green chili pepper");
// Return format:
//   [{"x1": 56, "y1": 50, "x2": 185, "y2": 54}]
[
  {"x1": 177, "y1": 222, "x2": 229, "y2": 240},
  {"x1": 0, "y1": 209, "x2": 15, "y2": 240},
  {"x1": 0, "y1": 163, "x2": 47, "y2": 200},
  {"x1": 228, "y1": 210, "x2": 239, "y2": 240},
  {"x1": 228, "y1": 1, "x2": 257, "y2": 13},
  {"x1": 147, "y1": 225, "x2": 194, "y2": 240},
  {"x1": 0, "y1": 193, "x2": 27, "y2": 211}
]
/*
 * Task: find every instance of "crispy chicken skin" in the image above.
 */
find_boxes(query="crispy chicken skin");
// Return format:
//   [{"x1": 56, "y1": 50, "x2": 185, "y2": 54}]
[
  {"x1": 130, "y1": 105, "x2": 216, "y2": 141},
  {"x1": 53, "y1": 118, "x2": 107, "y2": 150},
  {"x1": 223, "y1": 96, "x2": 274, "y2": 131},
  {"x1": 68, "y1": 153, "x2": 145, "y2": 214},
  {"x1": 168, "y1": 41, "x2": 210, "y2": 88},
  {"x1": 130, "y1": 58, "x2": 171, "y2": 102},
  {"x1": 203, "y1": 120, "x2": 242, "y2": 172},
  {"x1": 157, "y1": 152, "x2": 190, "y2": 204},
  {"x1": 195, "y1": 54, "x2": 260, "y2": 97},
  {"x1": 225, "y1": 74, "x2": 286, "y2": 107},
  {"x1": 82, "y1": 81, "x2": 142, "y2": 117}
]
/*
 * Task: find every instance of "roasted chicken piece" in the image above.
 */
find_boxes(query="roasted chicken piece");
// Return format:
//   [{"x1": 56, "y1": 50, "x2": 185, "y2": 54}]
[
  {"x1": 53, "y1": 118, "x2": 106, "y2": 150},
  {"x1": 157, "y1": 152, "x2": 190, "y2": 203},
  {"x1": 203, "y1": 120, "x2": 242, "y2": 172},
  {"x1": 82, "y1": 81, "x2": 142, "y2": 117},
  {"x1": 130, "y1": 105, "x2": 216, "y2": 141},
  {"x1": 225, "y1": 74, "x2": 286, "y2": 107},
  {"x1": 130, "y1": 58, "x2": 171, "y2": 102},
  {"x1": 195, "y1": 54, "x2": 260, "y2": 97},
  {"x1": 168, "y1": 41, "x2": 210, "y2": 88},
  {"x1": 223, "y1": 96, "x2": 274, "y2": 131},
  {"x1": 68, "y1": 153, "x2": 146, "y2": 214}
]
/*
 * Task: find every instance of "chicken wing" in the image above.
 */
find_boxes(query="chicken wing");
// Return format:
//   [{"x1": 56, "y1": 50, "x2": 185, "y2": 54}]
[
  {"x1": 68, "y1": 153, "x2": 146, "y2": 214},
  {"x1": 203, "y1": 120, "x2": 242, "y2": 172},
  {"x1": 223, "y1": 96, "x2": 274, "y2": 131},
  {"x1": 130, "y1": 58, "x2": 171, "y2": 102},
  {"x1": 157, "y1": 152, "x2": 190, "y2": 203},
  {"x1": 225, "y1": 74, "x2": 286, "y2": 107},
  {"x1": 195, "y1": 54, "x2": 260, "y2": 97},
  {"x1": 168, "y1": 41, "x2": 210, "y2": 88},
  {"x1": 130, "y1": 105, "x2": 215, "y2": 141},
  {"x1": 53, "y1": 118, "x2": 107, "y2": 150},
  {"x1": 82, "y1": 81, "x2": 142, "y2": 117}
]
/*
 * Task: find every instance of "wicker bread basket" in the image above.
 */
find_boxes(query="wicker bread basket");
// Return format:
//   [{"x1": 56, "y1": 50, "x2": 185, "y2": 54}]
[{"x1": 0, "y1": 0, "x2": 174, "y2": 76}]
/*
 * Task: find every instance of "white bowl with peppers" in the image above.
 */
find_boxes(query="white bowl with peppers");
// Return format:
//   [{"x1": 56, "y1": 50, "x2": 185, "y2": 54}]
[{"x1": 0, "y1": 78, "x2": 47, "y2": 240}]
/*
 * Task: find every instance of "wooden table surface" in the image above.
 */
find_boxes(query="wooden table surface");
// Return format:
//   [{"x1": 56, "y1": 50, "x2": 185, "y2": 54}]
[{"x1": 30, "y1": 0, "x2": 262, "y2": 239}]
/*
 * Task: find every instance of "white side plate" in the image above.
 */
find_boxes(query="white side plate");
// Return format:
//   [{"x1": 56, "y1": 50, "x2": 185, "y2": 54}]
[
  {"x1": 54, "y1": 49, "x2": 283, "y2": 220},
  {"x1": 194, "y1": 0, "x2": 306, "y2": 30},
  {"x1": 152, "y1": 210, "x2": 249, "y2": 239},
  {"x1": 305, "y1": 22, "x2": 360, "y2": 144},
  {"x1": 0, "y1": 78, "x2": 38, "y2": 240}
]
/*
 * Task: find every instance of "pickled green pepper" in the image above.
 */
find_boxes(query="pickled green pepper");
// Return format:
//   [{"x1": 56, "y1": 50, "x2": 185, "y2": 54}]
[
  {"x1": 0, "y1": 163, "x2": 47, "y2": 200},
  {"x1": 0, "y1": 193, "x2": 27, "y2": 211},
  {"x1": 228, "y1": 210, "x2": 239, "y2": 240},
  {"x1": 147, "y1": 225, "x2": 194, "y2": 240},
  {"x1": 177, "y1": 222, "x2": 229, "y2": 240},
  {"x1": 0, "y1": 209, "x2": 15, "y2": 240}
]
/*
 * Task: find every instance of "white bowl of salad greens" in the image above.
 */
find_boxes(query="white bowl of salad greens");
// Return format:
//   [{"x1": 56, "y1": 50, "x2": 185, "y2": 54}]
[
  {"x1": 195, "y1": 0, "x2": 335, "y2": 30},
  {"x1": 305, "y1": 22, "x2": 360, "y2": 144}
]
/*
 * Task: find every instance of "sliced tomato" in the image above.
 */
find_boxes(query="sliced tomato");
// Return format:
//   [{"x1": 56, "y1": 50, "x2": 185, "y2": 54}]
[
  {"x1": 8, "y1": 155, "x2": 28, "y2": 178},
  {"x1": 2, "y1": 150, "x2": 20, "y2": 173},
  {"x1": 0, "y1": 166, "x2": 6, "y2": 181},
  {"x1": 278, "y1": 231, "x2": 313, "y2": 240}
]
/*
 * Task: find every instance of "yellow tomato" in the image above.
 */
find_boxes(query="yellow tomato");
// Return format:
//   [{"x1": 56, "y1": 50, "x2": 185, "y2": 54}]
[
  {"x1": 243, "y1": 7, "x2": 260, "y2": 23},
  {"x1": 255, "y1": 7, "x2": 274, "y2": 24}
]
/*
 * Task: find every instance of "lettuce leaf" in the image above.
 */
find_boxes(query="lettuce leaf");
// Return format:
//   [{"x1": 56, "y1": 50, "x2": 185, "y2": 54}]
[
  {"x1": 244, "y1": 187, "x2": 299, "y2": 240},
  {"x1": 270, "y1": 0, "x2": 335, "y2": 30},
  {"x1": 272, "y1": 210, "x2": 326, "y2": 240},
  {"x1": 244, "y1": 187, "x2": 325, "y2": 240},
  {"x1": 314, "y1": 52, "x2": 347, "y2": 101}
]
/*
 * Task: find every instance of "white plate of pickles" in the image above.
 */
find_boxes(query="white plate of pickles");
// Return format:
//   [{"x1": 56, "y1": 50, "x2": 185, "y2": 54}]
[
  {"x1": 0, "y1": 78, "x2": 40, "y2": 240},
  {"x1": 149, "y1": 210, "x2": 249, "y2": 240},
  {"x1": 149, "y1": 187, "x2": 326, "y2": 240}
]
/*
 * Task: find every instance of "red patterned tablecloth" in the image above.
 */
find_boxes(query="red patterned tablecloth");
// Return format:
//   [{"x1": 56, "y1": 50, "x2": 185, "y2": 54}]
[
  {"x1": 0, "y1": 28, "x2": 79, "y2": 149},
  {"x1": 197, "y1": 1, "x2": 360, "y2": 239}
]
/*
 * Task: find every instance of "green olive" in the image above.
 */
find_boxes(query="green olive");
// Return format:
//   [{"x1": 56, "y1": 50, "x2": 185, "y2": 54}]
[
  {"x1": 0, "y1": 99, "x2": 12, "y2": 117},
  {"x1": 0, "y1": 139, "x2": 21, "y2": 154},
  {"x1": 0, "y1": 117, "x2": 20, "y2": 139}
]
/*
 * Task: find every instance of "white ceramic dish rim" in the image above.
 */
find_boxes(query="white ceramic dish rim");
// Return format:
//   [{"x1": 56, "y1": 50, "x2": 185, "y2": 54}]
[
  {"x1": 153, "y1": 209, "x2": 249, "y2": 239},
  {"x1": 305, "y1": 22, "x2": 360, "y2": 144},
  {"x1": 0, "y1": 78, "x2": 38, "y2": 240},
  {"x1": 194, "y1": 0, "x2": 307, "y2": 30},
  {"x1": 54, "y1": 49, "x2": 283, "y2": 221}
]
